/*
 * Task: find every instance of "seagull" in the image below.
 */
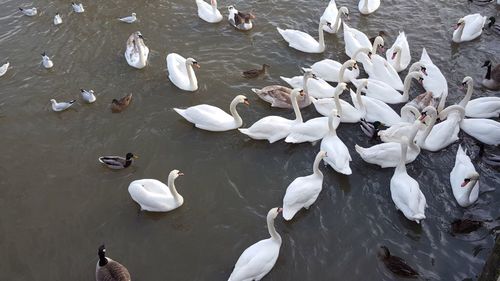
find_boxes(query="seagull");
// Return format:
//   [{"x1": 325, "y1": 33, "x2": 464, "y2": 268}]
[
  {"x1": 54, "y1": 13, "x2": 62, "y2": 25},
  {"x1": 71, "y1": 2, "x2": 84, "y2": 13},
  {"x1": 0, "y1": 62, "x2": 9, "y2": 77},
  {"x1": 50, "y1": 99, "x2": 76, "y2": 112},
  {"x1": 118, "y1": 13, "x2": 137, "y2": 23},
  {"x1": 80, "y1": 89, "x2": 96, "y2": 103},
  {"x1": 19, "y1": 7, "x2": 37, "y2": 16},
  {"x1": 41, "y1": 52, "x2": 53, "y2": 69}
]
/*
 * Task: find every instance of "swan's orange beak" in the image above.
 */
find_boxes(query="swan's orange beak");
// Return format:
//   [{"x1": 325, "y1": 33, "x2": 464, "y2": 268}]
[
  {"x1": 277, "y1": 208, "x2": 283, "y2": 213},
  {"x1": 244, "y1": 99, "x2": 250, "y2": 105},
  {"x1": 193, "y1": 63, "x2": 200, "y2": 69},
  {"x1": 178, "y1": 172, "x2": 184, "y2": 176},
  {"x1": 391, "y1": 52, "x2": 397, "y2": 60},
  {"x1": 461, "y1": 179, "x2": 470, "y2": 187}
]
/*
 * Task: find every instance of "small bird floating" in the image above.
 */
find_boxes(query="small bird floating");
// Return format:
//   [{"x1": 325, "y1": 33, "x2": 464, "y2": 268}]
[
  {"x1": 80, "y1": 89, "x2": 96, "y2": 103},
  {"x1": 242, "y1": 64, "x2": 269, "y2": 78},
  {"x1": 0, "y1": 62, "x2": 9, "y2": 77},
  {"x1": 118, "y1": 13, "x2": 137, "y2": 23},
  {"x1": 99, "y1": 153, "x2": 138, "y2": 170},
  {"x1": 54, "y1": 13, "x2": 62, "y2": 25},
  {"x1": 227, "y1": 5, "x2": 255, "y2": 31},
  {"x1": 378, "y1": 246, "x2": 419, "y2": 278},
  {"x1": 19, "y1": 7, "x2": 37, "y2": 16},
  {"x1": 41, "y1": 52, "x2": 53, "y2": 69},
  {"x1": 111, "y1": 94, "x2": 132, "y2": 113},
  {"x1": 72, "y1": 2, "x2": 85, "y2": 13},
  {"x1": 50, "y1": 99, "x2": 76, "y2": 112}
]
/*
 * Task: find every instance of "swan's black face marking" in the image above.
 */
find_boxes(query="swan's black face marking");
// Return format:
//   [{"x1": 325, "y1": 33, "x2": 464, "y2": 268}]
[
  {"x1": 368, "y1": 52, "x2": 372, "y2": 59},
  {"x1": 418, "y1": 77, "x2": 424, "y2": 83},
  {"x1": 312, "y1": 73, "x2": 318, "y2": 80},
  {"x1": 243, "y1": 98, "x2": 249, "y2": 105},
  {"x1": 461, "y1": 178, "x2": 471, "y2": 187},
  {"x1": 420, "y1": 67, "x2": 428, "y2": 75}
]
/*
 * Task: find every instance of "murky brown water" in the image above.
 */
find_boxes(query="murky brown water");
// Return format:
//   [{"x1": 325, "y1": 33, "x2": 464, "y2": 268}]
[{"x1": 1, "y1": 0, "x2": 499, "y2": 280}]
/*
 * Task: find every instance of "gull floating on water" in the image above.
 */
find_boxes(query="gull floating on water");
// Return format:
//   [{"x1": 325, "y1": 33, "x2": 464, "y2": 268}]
[
  {"x1": 0, "y1": 62, "x2": 9, "y2": 77},
  {"x1": 54, "y1": 13, "x2": 62, "y2": 25},
  {"x1": 71, "y1": 2, "x2": 84, "y2": 13},
  {"x1": 19, "y1": 7, "x2": 37, "y2": 16},
  {"x1": 50, "y1": 99, "x2": 76, "y2": 112},
  {"x1": 41, "y1": 52, "x2": 53, "y2": 69},
  {"x1": 80, "y1": 89, "x2": 96, "y2": 103},
  {"x1": 118, "y1": 13, "x2": 137, "y2": 23}
]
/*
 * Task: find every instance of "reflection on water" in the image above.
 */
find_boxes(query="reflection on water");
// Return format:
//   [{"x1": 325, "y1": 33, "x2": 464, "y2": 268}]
[{"x1": 0, "y1": 0, "x2": 499, "y2": 280}]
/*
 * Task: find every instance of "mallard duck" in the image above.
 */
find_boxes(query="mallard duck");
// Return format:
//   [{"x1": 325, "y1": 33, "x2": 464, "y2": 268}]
[
  {"x1": 359, "y1": 119, "x2": 384, "y2": 140},
  {"x1": 378, "y1": 246, "x2": 419, "y2": 278},
  {"x1": 98, "y1": 153, "x2": 138, "y2": 170},
  {"x1": 111, "y1": 94, "x2": 132, "y2": 113},
  {"x1": 96, "y1": 245, "x2": 131, "y2": 281},
  {"x1": 242, "y1": 64, "x2": 270, "y2": 78},
  {"x1": 451, "y1": 219, "x2": 482, "y2": 234}
]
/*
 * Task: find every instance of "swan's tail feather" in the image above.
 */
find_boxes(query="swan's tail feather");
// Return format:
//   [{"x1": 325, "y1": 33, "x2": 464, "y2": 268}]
[
  {"x1": 238, "y1": 128, "x2": 249, "y2": 135},
  {"x1": 354, "y1": 144, "x2": 365, "y2": 155},
  {"x1": 277, "y1": 27, "x2": 285, "y2": 37},
  {"x1": 280, "y1": 76, "x2": 292, "y2": 85}
]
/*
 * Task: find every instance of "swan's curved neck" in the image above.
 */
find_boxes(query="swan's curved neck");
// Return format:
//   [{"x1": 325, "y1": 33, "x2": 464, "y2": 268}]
[
  {"x1": 363, "y1": 0, "x2": 369, "y2": 9},
  {"x1": 167, "y1": 175, "x2": 182, "y2": 203},
  {"x1": 402, "y1": 73, "x2": 417, "y2": 100},
  {"x1": 355, "y1": 83, "x2": 366, "y2": 116},
  {"x1": 417, "y1": 111, "x2": 436, "y2": 146},
  {"x1": 185, "y1": 62, "x2": 197, "y2": 89},
  {"x1": 332, "y1": 9, "x2": 342, "y2": 31},
  {"x1": 267, "y1": 215, "x2": 281, "y2": 242},
  {"x1": 334, "y1": 91, "x2": 343, "y2": 117},
  {"x1": 229, "y1": 99, "x2": 243, "y2": 127},
  {"x1": 437, "y1": 92, "x2": 448, "y2": 113},
  {"x1": 394, "y1": 47, "x2": 402, "y2": 69},
  {"x1": 291, "y1": 94, "x2": 303, "y2": 123},
  {"x1": 396, "y1": 142, "x2": 408, "y2": 173},
  {"x1": 400, "y1": 105, "x2": 419, "y2": 122},
  {"x1": 458, "y1": 82, "x2": 473, "y2": 108},
  {"x1": 302, "y1": 75, "x2": 311, "y2": 103},
  {"x1": 328, "y1": 113, "x2": 337, "y2": 136},
  {"x1": 462, "y1": 179, "x2": 479, "y2": 202},
  {"x1": 312, "y1": 153, "x2": 323, "y2": 176},
  {"x1": 453, "y1": 24, "x2": 465, "y2": 42},
  {"x1": 318, "y1": 22, "x2": 326, "y2": 50}
]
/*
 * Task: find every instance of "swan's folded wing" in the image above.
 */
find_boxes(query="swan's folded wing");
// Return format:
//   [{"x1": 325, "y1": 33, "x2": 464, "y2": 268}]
[{"x1": 184, "y1": 105, "x2": 232, "y2": 126}]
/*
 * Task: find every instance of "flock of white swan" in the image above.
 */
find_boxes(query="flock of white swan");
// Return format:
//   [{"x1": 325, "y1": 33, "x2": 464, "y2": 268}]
[{"x1": 4, "y1": 0, "x2": 500, "y2": 280}]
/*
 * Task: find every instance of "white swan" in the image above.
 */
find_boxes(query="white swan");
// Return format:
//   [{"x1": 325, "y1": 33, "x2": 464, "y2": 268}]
[
  {"x1": 386, "y1": 31, "x2": 410, "y2": 72},
  {"x1": 0, "y1": 62, "x2": 9, "y2": 77},
  {"x1": 239, "y1": 89, "x2": 303, "y2": 143},
  {"x1": 302, "y1": 56, "x2": 361, "y2": 83},
  {"x1": 390, "y1": 138, "x2": 426, "y2": 223},
  {"x1": 450, "y1": 145, "x2": 480, "y2": 208},
  {"x1": 378, "y1": 104, "x2": 422, "y2": 143},
  {"x1": 285, "y1": 84, "x2": 348, "y2": 143},
  {"x1": 344, "y1": 23, "x2": 382, "y2": 59},
  {"x1": 355, "y1": 119, "x2": 424, "y2": 168},
  {"x1": 351, "y1": 71, "x2": 423, "y2": 104},
  {"x1": 416, "y1": 105, "x2": 464, "y2": 152},
  {"x1": 277, "y1": 19, "x2": 331, "y2": 53},
  {"x1": 174, "y1": 95, "x2": 249, "y2": 132},
  {"x1": 362, "y1": 51, "x2": 404, "y2": 91},
  {"x1": 128, "y1": 169, "x2": 184, "y2": 212},
  {"x1": 310, "y1": 84, "x2": 362, "y2": 123},
  {"x1": 459, "y1": 76, "x2": 500, "y2": 118},
  {"x1": 409, "y1": 48, "x2": 448, "y2": 112},
  {"x1": 228, "y1": 208, "x2": 282, "y2": 281},
  {"x1": 280, "y1": 72, "x2": 335, "y2": 99},
  {"x1": 282, "y1": 151, "x2": 326, "y2": 220},
  {"x1": 166, "y1": 53, "x2": 200, "y2": 91},
  {"x1": 321, "y1": 110, "x2": 352, "y2": 175},
  {"x1": 320, "y1": 1, "x2": 349, "y2": 34},
  {"x1": 460, "y1": 118, "x2": 500, "y2": 146},
  {"x1": 53, "y1": 13, "x2": 62, "y2": 25},
  {"x1": 196, "y1": 0, "x2": 222, "y2": 23},
  {"x1": 452, "y1": 14, "x2": 487, "y2": 43},
  {"x1": 124, "y1": 31, "x2": 149, "y2": 69},
  {"x1": 358, "y1": 0, "x2": 380, "y2": 15},
  {"x1": 350, "y1": 79, "x2": 402, "y2": 126}
]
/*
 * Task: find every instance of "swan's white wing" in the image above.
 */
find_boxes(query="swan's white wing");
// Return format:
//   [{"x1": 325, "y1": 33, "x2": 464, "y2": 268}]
[
  {"x1": 368, "y1": 55, "x2": 404, "y2": 91},
  {"x1": 460, "y1": 119, "x2": 500, "y2": 146},
  {"x1": 344, "y1": 23, "x2": 371, "y2": 58},
  {"x1": 465, "y1": 97, "x2": 500, "y2": 118},
  {"x1": 321, "y1": 135, "x2": 352, "y2": 174},
  {"x1": 286, "y1": 117, "x2": 329, "y2": 143},
  {"x1": 362, "y1": 95, "x2": 401, "y2": 126},
  {"x1": 277, "y1": 28, "x2": 320, "y2": 52},
  {"x1": 386, "y1": 31, "x2": 411, "y2": 71},
  {"x1": 178, "y1": 104, "x2": 233, "y2": 128},
  {"x1": 462, "y1": 14, "x2": 486, "y2": 41},
  {"x1": 229, "y1": 239, "x2": 279, "y2": 281},
  {"x1": 283, "y1": 175, "x2": 322, "y2": 219}
]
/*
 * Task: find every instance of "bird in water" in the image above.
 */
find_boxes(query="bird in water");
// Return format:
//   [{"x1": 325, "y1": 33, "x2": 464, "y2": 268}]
[
  {"x1": 360, "y1": 119, "x2": 385, "y2": 140},
  {"x1": 81, "y1": 89, "x2": 96, "y2": 103},
  {"x1": 468, "y1": 0, "x2": 495, "y2": 6},
  {"x1": 118, "y1": 13, "x2": 137, "y2": 24},
  {"x1": 99, "y1": 153, "x2": 138, "y2": 169},
  {"x1": 19, "y1": 7, "x2": 37, "y2": 16},
  {"x1": 54, "y1": 13, "x2": 62, "y2": 25},
  {"x1": 41, "y1": 52, "x2": 54, "y2": 69},
  {"x1": 451, "y1": 219, "x2": 483, "y2": 234},
  {"x1": 72, "y1": 2, "x2": 85, "y2": 13},
  {"x1": 50, "y1": 99, "x2": 76, "y2": 112},
  {"x1": 96, "y1": 245, "x2": 131, "y2": 281},
  {"x1": 111, "y1": 94, "x2": 132, "y2": 113},
  {"x1": 242, "y1": 64, "x2": 270, "y2": 78},
  {"x1": 378, "y1": 246, "x2": 419, "y2": 278}
]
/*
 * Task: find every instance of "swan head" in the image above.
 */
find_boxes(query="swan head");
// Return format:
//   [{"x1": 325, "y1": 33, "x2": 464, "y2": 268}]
[
  {"x1": 210, "y1": 0, "x2": 217, "y2": 6},
  {"x1": 234, "y1": 95, "x2": 250, "y2": 105},
  {"x1": 317, "y1": 151, "x2": 328, "y2": 160},
  {"x1": 419, "y1": 105, "x2": 437, "y2": 124},
  {"x1": 373, "y1": 36, "x2": 385, "y2": 53},
  {"x1": 291, "y1": 88, "x2": 305, "y2": 98},
  {"x1": 339, "y1": 7, "x2": 349, "y2": 19},
  {"x1": 132, "y1": 13, "x2": 136, "y2": 17},
  {"x1": 186, "y1": 58, "x2": 200, "y2": 69},
  {"x1": 50, "y1": 99, "x2": 56, "y2": 104},
  {"x1": 461, "y1": 172, "x2": 480, "y2": 187},
  {"x1": 482, "y1": 60, "x2": 492, "y2": 68},
  {"x1": 455, "y1": 18, "x2": 465, "y2": 29},
  {"x1": 319, "y1": 19, "x2": 332, "y2": 28},
  {"x1": 303, "y1": 70, "x2": 318, "y2": 80},
  {"x1": 268, "y1": 207, "x2": 283, "y2": 220},
  {"x1": 391, "y1": 46, "x2": 402, "y2": 60},
  {"x1": 461, "y1": 76, "x2": 473, "y2": 88},
  {"x1": 169, "y1": 169, "x2": 184, "y2": 181},
  {"x1": 336, "y1": 82, "x2": 348, "y2": 94},
  {"x1": 345, "y1": 59, "x2": 358, "y2": 69}
]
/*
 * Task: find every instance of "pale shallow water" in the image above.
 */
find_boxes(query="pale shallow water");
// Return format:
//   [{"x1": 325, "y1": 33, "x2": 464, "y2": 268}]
[{"x1": 0, "y1": 0, "x2": 499, "y2": 280}]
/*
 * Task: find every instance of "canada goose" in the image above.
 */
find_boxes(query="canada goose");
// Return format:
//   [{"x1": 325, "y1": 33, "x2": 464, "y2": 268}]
[
  {"x1": 378, "y1": 246, "x2": 419, "y2": 278},
  {"x1": 242, "y1": 64, "x2": 270, "y2": 78},
  {"x1": 111, "y1": 94, "x2": 132, "y2": 113},
  {"x1": 96, "y1": 245, "x2": 131, "y2": 281},
  {"x1": 481, "y1": 60, "x2": 500, "y2": 90}
]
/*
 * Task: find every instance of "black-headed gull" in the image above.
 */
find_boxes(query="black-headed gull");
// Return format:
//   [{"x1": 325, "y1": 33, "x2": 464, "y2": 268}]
[
  {"x1": 19, "y1": 7, "x2": 37, "y2": 16},
  {"x1": 118, "y1": 13, "x2": 137, "y2": 23},
  {"x1": 71, "y1": 2, "x2": 84, "y2": 13},
  {"x1": 80, "y1": 89, "x2": 96, "y2": 103},
  {"x1": 54, "y1": 13, "x2": 62, "y2": 25},
  {"x1": 41, "y1": 52, "x2": 53, "y2": 69},
  {"x1": 51, "y1": 99, "x2": 76, "y2": 112}
]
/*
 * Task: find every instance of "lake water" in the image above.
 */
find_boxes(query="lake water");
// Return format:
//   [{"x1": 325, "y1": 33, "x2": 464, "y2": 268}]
[{"x1": 0, "y1": 0, "x2": 499, "y2": 280}]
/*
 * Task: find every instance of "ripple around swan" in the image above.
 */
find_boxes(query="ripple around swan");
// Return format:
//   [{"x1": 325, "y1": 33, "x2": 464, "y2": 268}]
[{"x1": 0, "y1": 0, "x2": 499, "y2": 280}]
